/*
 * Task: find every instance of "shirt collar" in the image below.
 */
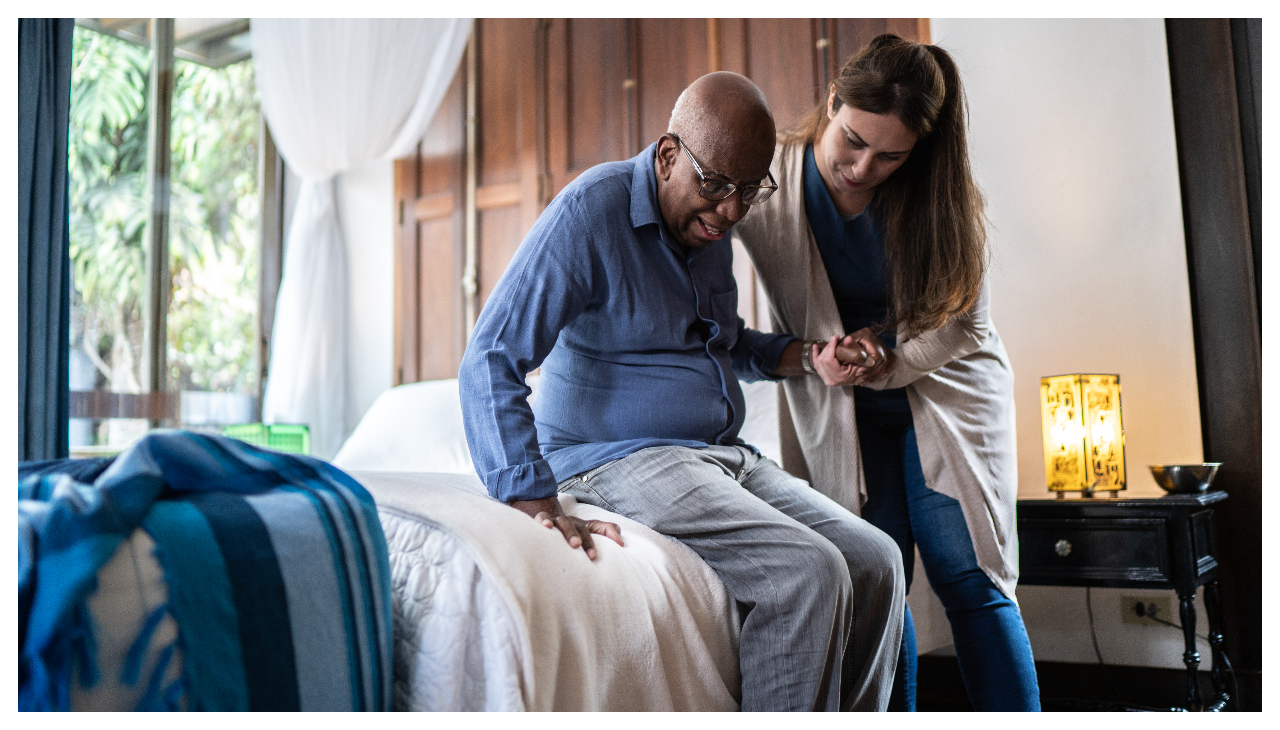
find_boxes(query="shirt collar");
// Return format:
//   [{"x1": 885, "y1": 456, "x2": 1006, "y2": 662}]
[{"x1": 630, "y1": 142, "x2": 663, "y2": 230}]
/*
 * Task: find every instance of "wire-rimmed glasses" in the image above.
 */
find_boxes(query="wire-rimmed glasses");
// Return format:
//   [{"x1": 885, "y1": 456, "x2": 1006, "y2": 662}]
[{"x1": 672, "y1": 133, "x2": 778, "y2": 205}]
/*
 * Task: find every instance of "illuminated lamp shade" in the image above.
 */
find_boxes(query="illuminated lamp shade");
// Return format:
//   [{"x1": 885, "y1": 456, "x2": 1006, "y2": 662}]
[{"x1": 1040, "y1": 374, "x2": 1126, "y2": 497}]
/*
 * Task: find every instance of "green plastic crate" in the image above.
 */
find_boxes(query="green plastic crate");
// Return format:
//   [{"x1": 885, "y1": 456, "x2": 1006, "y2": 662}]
[{"x1": 221, "y1": 423, "x2": 311, "y2": 455}]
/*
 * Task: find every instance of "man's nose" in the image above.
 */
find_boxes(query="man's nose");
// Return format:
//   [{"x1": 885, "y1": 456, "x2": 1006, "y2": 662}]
[{"x1": 716, "y1": 190, "x2": 749, "y2": 223}]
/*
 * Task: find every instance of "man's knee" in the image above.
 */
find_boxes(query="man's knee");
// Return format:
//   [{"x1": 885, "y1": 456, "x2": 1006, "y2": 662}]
[
  {"x1": 783, "y1": 528, "x2": 854, "y2": 600},
  {"x1": 846, "y1": 523, "x2": 906, "y2": 597}
]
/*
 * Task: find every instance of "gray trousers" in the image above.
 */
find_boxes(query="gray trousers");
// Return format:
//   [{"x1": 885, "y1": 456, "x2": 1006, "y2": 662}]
[{"x1": 558, "y1": 444, "x2": 905, "y2": 711}]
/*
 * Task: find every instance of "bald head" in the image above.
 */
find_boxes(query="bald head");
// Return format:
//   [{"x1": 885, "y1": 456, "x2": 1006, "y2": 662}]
[
  {"x1": 654, "y1": 73, "x2": 777, "y2": 248},
  {"x1": 668, "y1": 72, "x2": 775, "y2": 163}
]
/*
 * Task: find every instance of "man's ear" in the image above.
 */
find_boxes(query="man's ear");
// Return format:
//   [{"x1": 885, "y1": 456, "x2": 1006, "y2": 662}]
[{"x1": 655, "y1": 134, "x2": 677, "y2": 181}]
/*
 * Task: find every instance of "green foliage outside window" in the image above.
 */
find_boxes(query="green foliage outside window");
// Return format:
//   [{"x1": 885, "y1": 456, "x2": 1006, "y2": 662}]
[
  {"x1": 69, "y1": 25, "x2": 260, "y2": 401},
  {"x1": 68, "y1": 28, "x2": 150, "y2": 394},
  {"x1": 168, "y1": 57, "x2": 259, "y2": 393}
]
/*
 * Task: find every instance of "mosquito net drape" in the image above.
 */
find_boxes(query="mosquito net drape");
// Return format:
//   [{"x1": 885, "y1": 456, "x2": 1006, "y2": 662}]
[{"x1": 252, "y1": 18, "x2": 471, "y2": 457}]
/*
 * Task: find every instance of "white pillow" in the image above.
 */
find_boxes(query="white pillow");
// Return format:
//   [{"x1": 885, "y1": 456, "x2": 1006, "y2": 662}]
[
  {"x1": 333, "y1": 374, "x2": 782, "y2": 474},
  {"x1": 335, "y1": 379, "x2": 471, "y2": 473}
]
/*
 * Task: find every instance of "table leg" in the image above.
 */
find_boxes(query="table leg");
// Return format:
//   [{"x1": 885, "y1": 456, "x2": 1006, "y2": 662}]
[
  {"x1": 1179, "y1": 593, "x2": 1203, "y2": 711},
  {"x1": 1203, "y1": 582, "x2": 1232, "y2": 710}
]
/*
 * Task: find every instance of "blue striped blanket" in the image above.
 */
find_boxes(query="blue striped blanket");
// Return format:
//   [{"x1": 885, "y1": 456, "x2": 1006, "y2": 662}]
[{"x1": 18, "y1": 431, "x2": 393, "y2": 711}]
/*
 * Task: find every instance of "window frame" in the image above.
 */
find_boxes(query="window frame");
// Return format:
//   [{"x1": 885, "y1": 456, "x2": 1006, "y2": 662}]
[{"x1": 69, "y1": 18, "x2": 283, "y2": 427}]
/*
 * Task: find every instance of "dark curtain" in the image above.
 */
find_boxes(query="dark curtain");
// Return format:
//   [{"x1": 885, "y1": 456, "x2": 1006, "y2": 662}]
[{"x1": 18, "y1": 19, "x2": 75, "y2": 461}]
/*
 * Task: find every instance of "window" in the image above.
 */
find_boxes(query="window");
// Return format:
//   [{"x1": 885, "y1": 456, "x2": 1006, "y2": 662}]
[{"x1": 68, "y1": 20, "x2": 271, "y2": 455}]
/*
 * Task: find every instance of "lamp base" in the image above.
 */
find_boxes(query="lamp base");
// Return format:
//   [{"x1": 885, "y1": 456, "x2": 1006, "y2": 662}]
[{"x1": 1050, "y1": 490, "x2": 1122, "y2": 499}]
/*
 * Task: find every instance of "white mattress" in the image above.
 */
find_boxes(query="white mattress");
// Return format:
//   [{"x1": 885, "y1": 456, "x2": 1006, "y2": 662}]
[{"x1": 354, "y1": 470, "x2": 741, "y2": 711}]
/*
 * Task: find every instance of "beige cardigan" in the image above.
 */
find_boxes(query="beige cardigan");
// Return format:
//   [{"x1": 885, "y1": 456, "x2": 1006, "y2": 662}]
[{"x1": 734, "y1": 142, "x2": 1020, "y2": 599}]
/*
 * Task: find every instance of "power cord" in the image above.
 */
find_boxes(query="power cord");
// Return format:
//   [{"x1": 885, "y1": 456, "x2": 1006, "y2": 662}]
[
  {"x1": 1134, "y1": 602, "x2": 1210, "y2": 642},
  {"x1": 1085, "y1": 586, "x2": 1104, "y2": 664}
]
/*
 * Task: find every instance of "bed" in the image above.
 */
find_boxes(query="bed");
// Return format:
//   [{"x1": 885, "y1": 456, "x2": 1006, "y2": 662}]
[{"x1": 331, "y1": 376, "x2": 785, "y2": 711}]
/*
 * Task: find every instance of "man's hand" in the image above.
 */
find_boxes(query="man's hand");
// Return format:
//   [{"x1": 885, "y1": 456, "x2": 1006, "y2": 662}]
[
  {"x1": 509, "y1": 496, "x2": 624, "y2": 560},
  {"x1": 838, "y1": 328, "x2": 894, "y2": 386}
]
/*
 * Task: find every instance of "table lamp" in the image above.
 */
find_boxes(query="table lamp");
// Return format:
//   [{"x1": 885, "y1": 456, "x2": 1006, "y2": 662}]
[{"x1": 1040, "y1": 374, "x2": 1126, "y2": 497}]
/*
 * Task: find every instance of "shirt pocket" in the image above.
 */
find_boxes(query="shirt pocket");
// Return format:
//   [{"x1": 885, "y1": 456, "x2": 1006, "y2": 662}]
[
  {"x1": 710, "y1": 290, "x2": 740, "y2": 346},
  {"x1": 710, "y1": 289, "x2": 739, "y2": 324}
]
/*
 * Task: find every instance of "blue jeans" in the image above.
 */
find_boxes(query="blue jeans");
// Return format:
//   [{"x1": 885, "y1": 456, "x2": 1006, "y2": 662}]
[{"x1": 856, "y1": 406, "x2": 1040, "y2": 711}]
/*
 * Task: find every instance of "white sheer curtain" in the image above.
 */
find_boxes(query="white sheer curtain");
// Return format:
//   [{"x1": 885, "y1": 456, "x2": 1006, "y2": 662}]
[{"x1": 252, "y1": 18, "x2": 471, "y2": 458}]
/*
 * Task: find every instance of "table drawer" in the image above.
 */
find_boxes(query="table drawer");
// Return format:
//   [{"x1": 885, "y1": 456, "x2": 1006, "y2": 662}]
[{"x1": 1018, "y1": 517, "x2": 1171, "y2": 586}]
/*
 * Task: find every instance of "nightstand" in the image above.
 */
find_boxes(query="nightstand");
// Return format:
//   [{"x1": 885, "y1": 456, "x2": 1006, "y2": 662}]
[{"x1": 1017, "y1": 491, "x2": 1232, "y2": 711}]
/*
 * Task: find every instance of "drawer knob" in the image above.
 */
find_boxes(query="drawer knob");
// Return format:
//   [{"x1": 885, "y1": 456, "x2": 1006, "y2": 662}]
[{"x1": 1054, "y1": 539, "x2": 1073, "y2": 557}]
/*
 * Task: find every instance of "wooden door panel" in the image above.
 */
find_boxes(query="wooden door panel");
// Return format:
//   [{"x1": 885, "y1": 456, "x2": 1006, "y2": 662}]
[
  {"x1": 475, "y1": 18, "x2": 541, "y2": 320},
  {"x1": 417, "y1": 214, "x2": 464, "y2": 380},
  {"x1": 478, "y1": 206, "x2": 522, "y2": 313},
  {"x1": 418, "y1": 67, "x2": 466, "y2": 195},
  {"x1": 395, "y1": 57, "x2": 465, "y2": 384},
  {"x1": 478, "y1": 19, "x2": 527, "y2": 188},
  {"x1": 745, "y1": 18, "x2": 822, "y2": 130},
  {"x1": 393, "y1": 158, "x2": 418, "y2": 386},
  {"x1": 635, "y1": 18, "x2": 709, "y2": 147},
  {"x1": 834, "y1": 18, "x2": 888, "y2": 74},
  {"x1": 546, "y1": 18, "x2": 635, "y2": 197},
  {"x1": 832, "y1": 19, "x2": 928, "y2": 75}
]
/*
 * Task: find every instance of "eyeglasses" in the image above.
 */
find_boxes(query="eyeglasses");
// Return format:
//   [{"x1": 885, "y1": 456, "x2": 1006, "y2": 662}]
[{"x1": 671, "y1": 134, "x2": 778, "y2": 205}]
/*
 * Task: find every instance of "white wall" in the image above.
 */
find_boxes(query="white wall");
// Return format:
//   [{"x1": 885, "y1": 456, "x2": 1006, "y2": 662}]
[
  {"x1": 925, "y1": 18, "x2": 1206, "y2": 669},
  {"x1": 337, "y1": 159, "x2": 396, "y2": 441},
  {"x1": 282, "y1": 158, "x2": 396, "y2": 450}
]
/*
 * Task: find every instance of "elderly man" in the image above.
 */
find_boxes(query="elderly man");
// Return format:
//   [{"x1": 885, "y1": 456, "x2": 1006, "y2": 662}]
[{"x1": 459, "y1": 72, "x2": 904, "y2": 711}]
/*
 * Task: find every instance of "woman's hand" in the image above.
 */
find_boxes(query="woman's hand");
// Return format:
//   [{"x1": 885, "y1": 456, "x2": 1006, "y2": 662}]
[
  {"x1": 812, "y1": 335, "x2": 862, "y2": 386},
  {"x1": 840, "y1": 328, "x2": 895, "y2": 385}
]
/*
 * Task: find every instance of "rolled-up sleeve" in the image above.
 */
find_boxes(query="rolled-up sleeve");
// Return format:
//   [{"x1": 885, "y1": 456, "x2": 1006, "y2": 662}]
[{"x1": 459, "y1": 199, "x2": 595, "y2": 503}]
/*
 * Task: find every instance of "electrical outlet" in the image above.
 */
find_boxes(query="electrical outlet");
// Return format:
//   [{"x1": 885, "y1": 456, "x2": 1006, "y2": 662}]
[{"x1": 1121, "y1": 595, "x2": 1171, "y2": 626}]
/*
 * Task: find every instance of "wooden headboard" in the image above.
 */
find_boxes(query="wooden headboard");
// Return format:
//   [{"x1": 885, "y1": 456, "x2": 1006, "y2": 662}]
[{"x1": 393, "y1": 18, "x2": 930, "y2": 384}]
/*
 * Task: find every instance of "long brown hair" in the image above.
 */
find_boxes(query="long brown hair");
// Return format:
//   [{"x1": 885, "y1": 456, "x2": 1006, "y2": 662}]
[{"x1": 781, "y1": 34, "x2": 987, "y2": 338}]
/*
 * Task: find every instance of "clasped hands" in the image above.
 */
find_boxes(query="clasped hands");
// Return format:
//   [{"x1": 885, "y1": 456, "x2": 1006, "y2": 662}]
[{"x1": 811, "y1": 327, "x2": 894, "y2": 387}]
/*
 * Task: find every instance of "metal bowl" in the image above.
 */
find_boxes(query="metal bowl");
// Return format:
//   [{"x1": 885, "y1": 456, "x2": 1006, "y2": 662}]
[{"x1": 1149, "y1": 464, "x2": 1221, "y2": 494}]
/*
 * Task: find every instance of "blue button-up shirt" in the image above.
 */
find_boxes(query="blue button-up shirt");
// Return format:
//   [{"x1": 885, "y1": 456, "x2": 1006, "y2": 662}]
[{"x1": 459, "y1": 143, "x2": 795, "y2": 503}]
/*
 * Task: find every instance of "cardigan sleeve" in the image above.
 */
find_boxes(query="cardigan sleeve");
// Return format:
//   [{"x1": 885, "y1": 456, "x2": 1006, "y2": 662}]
[{"x1": 866, "y1": 278, "x2": 995, "y2": 390}]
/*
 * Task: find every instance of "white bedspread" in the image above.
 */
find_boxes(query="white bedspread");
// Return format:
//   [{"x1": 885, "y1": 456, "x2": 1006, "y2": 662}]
[{"x1": 352, "y1": 470, "x2": 741, "y2": 711}]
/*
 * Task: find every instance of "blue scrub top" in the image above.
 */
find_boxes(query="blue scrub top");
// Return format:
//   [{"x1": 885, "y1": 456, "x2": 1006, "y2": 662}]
[{"x1": 801, "y1": 144, "x2": 911, "y2": 414}]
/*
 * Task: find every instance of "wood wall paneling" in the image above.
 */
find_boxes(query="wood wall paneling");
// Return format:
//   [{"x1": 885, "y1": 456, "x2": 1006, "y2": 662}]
[
  {"x1": 476, "y1": 18, "x2": 541, "y2": 312},
  {"x1": 478, "y1": 20, "x2": 522, "y2": 189},
  {"x1": 394, "y1": 18, "x2": 927, "y2": 381},
  {"x1": 717, "y1": 18, "x2": 749, "y2": 76},
  {"x1": 416, "y1": 211, "x2": 465, "y2": 381},
  {"x1": 397, "y1": 60, "x2": 466, "y2": 383},
  {"x1": 635, "y1": 18, "x2": 710, "y2": 146},
  {"x1": 546, "y1": 18, "x2": 637, "y2": 199},
  {"x1": 744, "y1": 18, "x2": 823, "y2": 130},
  {"x1": 392, "y1": 156, "x2": 417, "y2": 385}
]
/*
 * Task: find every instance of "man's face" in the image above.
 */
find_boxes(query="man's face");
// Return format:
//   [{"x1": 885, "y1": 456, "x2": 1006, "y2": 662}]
[{"x1": 654, "y1": 132, "x2": 774, "y2": 248}]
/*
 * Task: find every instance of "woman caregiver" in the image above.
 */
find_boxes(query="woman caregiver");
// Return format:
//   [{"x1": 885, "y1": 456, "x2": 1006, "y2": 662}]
[{"x1": 734, "y1": 34, "x2": 1039, "y2": 711}]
